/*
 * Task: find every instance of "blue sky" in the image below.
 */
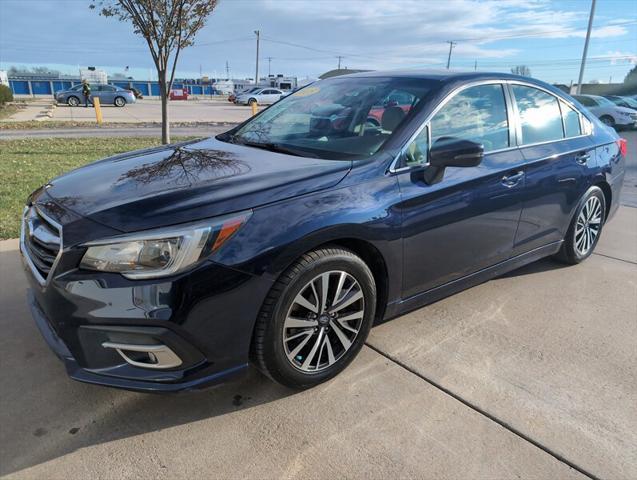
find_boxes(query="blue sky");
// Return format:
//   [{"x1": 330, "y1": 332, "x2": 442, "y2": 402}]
[{"x1": 0, "y1": 0, "x2": 635, "y2": 84}]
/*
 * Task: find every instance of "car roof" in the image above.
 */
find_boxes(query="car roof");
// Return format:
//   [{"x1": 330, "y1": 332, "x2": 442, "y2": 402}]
[{"x1": 333, "y1": 69, "x2": 536, "y2": 82}]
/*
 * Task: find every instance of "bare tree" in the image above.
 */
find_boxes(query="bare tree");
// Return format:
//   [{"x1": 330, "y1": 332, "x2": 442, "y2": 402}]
[
  {"x1": 90, "y1": 0, "x2": 218, "y2": 144},
  {"x1": 511, "y1": 65, "x2": 532, "y2": 77}
]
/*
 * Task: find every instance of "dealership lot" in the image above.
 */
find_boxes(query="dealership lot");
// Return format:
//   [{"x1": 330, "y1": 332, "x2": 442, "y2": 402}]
[
  {"x1": 0, "y1": 133, "x2": 635, "y2": 479},
  {"x1": 4, "y1": 98, "x2": 254, "y2": 124}
]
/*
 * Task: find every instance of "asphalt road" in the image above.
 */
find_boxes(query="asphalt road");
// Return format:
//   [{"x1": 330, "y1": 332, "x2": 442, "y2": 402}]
[{"x1": 0, "y1": 133, "x2": 635, "y2": 479}]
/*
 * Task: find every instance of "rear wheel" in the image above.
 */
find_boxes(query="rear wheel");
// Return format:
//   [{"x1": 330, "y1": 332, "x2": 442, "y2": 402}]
[
  {"x1": 554, "y1": 187, "x2": 606, "y2": 264},
  {"x1": 252, "y1": 247, "x2": 376, "y2": 388},
  {"x1": 600, "y1": 115, "x2": 615, "y2": 128},
  {"x1": 67, "y1": 96, "x2": 80, "y2": 107},
  {"x1": 248, "y1": 98, "x2": 257, "y2": 106},
  {"x1": 114, "y1": 96, "x2": 126, "y2": 107}
]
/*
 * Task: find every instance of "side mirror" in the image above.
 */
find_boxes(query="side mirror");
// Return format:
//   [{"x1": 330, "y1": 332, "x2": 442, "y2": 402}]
[{"x1": 421, "y1": 137, "x2": 484, "y2": 184}]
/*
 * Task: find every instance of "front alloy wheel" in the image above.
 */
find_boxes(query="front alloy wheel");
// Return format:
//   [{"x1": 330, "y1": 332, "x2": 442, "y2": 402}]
[
  {"x1": 283, "y1": 271, "x2": 365, "y2": 372},
  {"x1": 252, "y1": 247, "x2": 376, "y2": 388}
]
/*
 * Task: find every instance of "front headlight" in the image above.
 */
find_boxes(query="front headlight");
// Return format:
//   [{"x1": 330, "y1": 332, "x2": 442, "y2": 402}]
[{"x1": 80, "y1": 211, "x2": 251, "y2": 279}]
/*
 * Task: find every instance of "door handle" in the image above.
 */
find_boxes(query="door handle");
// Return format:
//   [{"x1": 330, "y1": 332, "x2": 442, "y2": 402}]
[
  {"x1": 502, "y1": 171, "x2": 524, "y2": 187},
  {"x1": 576, "y1": 152, "x2": 590, "y2": 165}
]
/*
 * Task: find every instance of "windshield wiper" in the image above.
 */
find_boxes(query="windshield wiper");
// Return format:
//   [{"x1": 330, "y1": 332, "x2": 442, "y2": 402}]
[{"x1": 237, "y1": 140, "x2": 319, "y2": 158}]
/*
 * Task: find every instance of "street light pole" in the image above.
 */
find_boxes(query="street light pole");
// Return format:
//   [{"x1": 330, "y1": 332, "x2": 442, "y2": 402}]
[
  {"x1": 446, "y1": 41, "x2": 456, "y2": 70},
  {"x1": 576, "y1": 0, "x2": 596, "y2": 94},
  {"x1": 254, "y1": 30, "x2": 260, "y2": 86}
]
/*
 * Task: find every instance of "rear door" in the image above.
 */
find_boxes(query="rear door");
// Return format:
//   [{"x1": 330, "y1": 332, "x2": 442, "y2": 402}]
[
  {"x1": 509, "y1": 83, "x2": 595, "y2": 255},
  {"x1": 397, "y1": 83, "x2": 526, "y2": 297}
]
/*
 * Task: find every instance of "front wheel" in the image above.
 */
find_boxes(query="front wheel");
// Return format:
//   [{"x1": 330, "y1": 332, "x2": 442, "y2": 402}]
[
  {"x1": 554, "y1": 187, "x2": 606, "y2": 264},
  {"x1": 252, "y1": 247, "x2": 376, "y2": 388}
]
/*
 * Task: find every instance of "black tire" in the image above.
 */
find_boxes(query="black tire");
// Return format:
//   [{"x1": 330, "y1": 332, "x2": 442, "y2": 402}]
[
  {"x1": 252, "y1": 246, "x2": 376, "y2": 388},
  {"x1": 114, "y1": 96, "x2": 126, "y2": 107},
  {"x1": 67, "y1": 96, "x2": 80, "y2": 107},
  {"x1": 248, "y1": 98, "x2": 257, "y2": 106},
  {"x1": 600, "y1": 115, "x2": 615, "y2": 128},
  {"x1": 554, "y1": 186, "x2": 606, "y2": 265}
]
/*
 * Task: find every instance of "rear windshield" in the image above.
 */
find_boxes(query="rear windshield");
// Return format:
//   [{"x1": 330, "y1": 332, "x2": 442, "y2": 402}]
[{"x1": 219, "y1": 76, "x2": 436, "y2": 160}]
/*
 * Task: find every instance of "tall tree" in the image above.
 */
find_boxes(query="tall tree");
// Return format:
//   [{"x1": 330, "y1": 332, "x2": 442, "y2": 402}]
[
  {"x1": 511, "y1": 65, "x2": 531, "y2": 77},
  {"x1": 90, "y1": 0, "x2": 218, "y2": 144}
]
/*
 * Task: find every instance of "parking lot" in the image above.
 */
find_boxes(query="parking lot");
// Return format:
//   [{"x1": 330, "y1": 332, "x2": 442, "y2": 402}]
[
  {"x1": 0, "y1": 133, "x2": 635, "y2": 479},
  {"x1": 4, "y1": 98, "x2": 254, "y2": 124}
]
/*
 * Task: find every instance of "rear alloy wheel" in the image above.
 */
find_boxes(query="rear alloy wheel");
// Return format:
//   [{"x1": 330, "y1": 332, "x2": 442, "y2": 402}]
[
  {"x1": 67, "y1": 96, "x2": 80, "y2": 107},
  {"x1": 554, "y1": 187, "x2": 606, "y2": 264},
  {"x1": 114, "y1": 96, "x2": 126, "y2": 107},
  {"x1": 252, "y1": 247, "x2": 376, "y2": 388},
  {"x1": 600, "y1": 115, "x2": 615, "y2": 127}
]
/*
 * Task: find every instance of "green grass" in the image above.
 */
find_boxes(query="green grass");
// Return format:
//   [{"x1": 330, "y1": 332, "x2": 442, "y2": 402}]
[
  {"x1": 0, "y1": 104, "x2": 20, "y2": 121},
  {"x1": 0, "y1": 136, "x2": 196, "y2": 239}
]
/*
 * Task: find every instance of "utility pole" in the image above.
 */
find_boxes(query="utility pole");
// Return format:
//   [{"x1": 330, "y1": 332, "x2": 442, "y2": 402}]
[
  {"x1": 474, "y1": 59, "x2": 477, "y2": 71},
  {"x1": 267, "y1": 56, "x2": 273, "y2": 76},
  {"x1": 576, "y1": 0, "x2": 596, "y2": 94},
  {"x1": 446, "y1": 41, "x2": 456, "y2": 70},
  {"x1": 337, "y1": 55, "x2": 344, "y2": 69},
  {"x1": 225, "y1": 61, "x2": 230, "y2": 80},
  {"x1": 254, "y1": 30, "x2": 260, "y2": 86}
]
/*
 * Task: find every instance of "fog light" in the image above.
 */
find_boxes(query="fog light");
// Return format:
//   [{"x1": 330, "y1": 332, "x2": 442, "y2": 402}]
[{"x1": 102, "y1": 342, "x2": 182, "y2": 369}]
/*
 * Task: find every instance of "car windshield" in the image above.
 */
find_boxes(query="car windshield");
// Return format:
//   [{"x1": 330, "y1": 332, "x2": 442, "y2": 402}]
[
  {"x1": 621, "y1": 96, "x2": 637, "y2": 108},
  {"x1": 219, "y1": 76, "x2": 436, "y2": 160},
  {"x1": 594, "y1": 96, "x2": 615, "y2": 107}
]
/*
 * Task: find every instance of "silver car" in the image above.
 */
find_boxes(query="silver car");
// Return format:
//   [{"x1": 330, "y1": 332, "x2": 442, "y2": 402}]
[
  {"x1": 55, "y1": 84, "x2": 136, "y2": 107},
  {"x1": 235, "y1": 88, "x2": 285, "y2": 106}
]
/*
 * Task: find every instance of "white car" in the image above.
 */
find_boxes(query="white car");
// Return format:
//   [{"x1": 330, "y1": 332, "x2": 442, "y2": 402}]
[
  {"x1": 235, "y1": 88, "x2": 285, "y2": 106},
  {"x1": 573, "y1": 94, "x2": 637, "y2": 129}
]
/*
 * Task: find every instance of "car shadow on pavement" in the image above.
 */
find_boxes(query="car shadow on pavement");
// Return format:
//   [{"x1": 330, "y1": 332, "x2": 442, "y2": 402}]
[{"x1": 0, "y1": 248, "x2": 297, "y2": 476}]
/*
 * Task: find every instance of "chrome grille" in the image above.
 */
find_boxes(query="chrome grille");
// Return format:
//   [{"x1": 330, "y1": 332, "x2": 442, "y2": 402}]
[{"x1": 21, "y1": 206, "x2": 62, "y2": 284}]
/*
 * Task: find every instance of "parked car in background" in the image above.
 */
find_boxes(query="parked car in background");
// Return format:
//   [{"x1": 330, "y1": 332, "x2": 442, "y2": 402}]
[
  {"x1": 229, "y1": 87, "x2": 260, "y2": 103},
  {"x1": 604, "y1": 95, "x2": 637, "y2": 111},
  {"x1": 235, "y1": 87, "x2": 285, "y2": 105},
  {"x1": 23, "y1": 71, "x2": 626, "y2": 392},
  {"x1": 55, "y1": 84, "x2": 136, "y2": 107},
  {"x1": 125, "y1": 86, "x2": 144, "y2": 99},
  {"x1": 573, "y1": 94, "x2": 637, "y2": 129},
  {"x1": 169, "y1": 88, "x2": 189, "y2": 101}
]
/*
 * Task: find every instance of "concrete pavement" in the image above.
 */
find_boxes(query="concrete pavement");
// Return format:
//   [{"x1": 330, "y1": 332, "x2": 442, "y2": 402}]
[
  {"x1": 0, "y1": 205, "x2": 635, "y2": 478},
  {"x1": 1, "y1": 98, "x2": 254, "y2": 124}
]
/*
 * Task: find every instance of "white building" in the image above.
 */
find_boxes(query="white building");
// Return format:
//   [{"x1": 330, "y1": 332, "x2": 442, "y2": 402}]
[
  {"x1": 0, "y1": 70, "x2": 8, "y2": 86},
  {"x1": 80, "y1": 68, "x2": 108, "y2": 84}
]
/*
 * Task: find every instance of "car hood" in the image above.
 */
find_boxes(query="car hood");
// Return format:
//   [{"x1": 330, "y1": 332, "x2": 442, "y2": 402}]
[{"x1": 45, "y1": 137, "x2": 351, "y2": 233}]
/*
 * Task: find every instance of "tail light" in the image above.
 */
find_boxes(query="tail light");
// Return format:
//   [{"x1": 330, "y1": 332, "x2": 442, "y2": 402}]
[{"x1": 617, "y1": 138, "x2": 627, "y2": 157}]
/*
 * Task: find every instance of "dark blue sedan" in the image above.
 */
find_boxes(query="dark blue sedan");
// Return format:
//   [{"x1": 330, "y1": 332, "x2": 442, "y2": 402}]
[{"x1": 22, "y1": 71, "x2": 626, "y2": 391}]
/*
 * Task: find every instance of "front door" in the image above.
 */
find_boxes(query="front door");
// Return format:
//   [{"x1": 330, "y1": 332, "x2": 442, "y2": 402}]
[{"x1": 397, "y1": 83, "x2": 526, "y2": 298}]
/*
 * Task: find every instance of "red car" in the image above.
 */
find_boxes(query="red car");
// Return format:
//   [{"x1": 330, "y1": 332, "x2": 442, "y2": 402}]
[{"x1": 169, "y1": 88, "x2": 189, "y2": 101}]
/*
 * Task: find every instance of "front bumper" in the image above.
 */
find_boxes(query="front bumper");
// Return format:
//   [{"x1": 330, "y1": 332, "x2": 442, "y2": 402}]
[
  {"x1": 27, "y1": 289, "x2": 247, "y2": 392},
  {"x1": 22, "y1": 235, "x2": 274, "y2": 392}
]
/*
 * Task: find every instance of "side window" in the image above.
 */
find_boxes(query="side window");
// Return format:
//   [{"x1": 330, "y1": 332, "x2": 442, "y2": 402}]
[
  {"x1": 430, "y1": 84, "x2": 509, "y2": 152},
  {"x1": 561, "y1": 102, "x2": 582, "y2": 138},
  {"x1": 403, "y1": 127, "x2": 429, "y2": 168},
  {"x1": 512, "y1": 85, "x2": 564, "y2": 145},
  {"x1": 102, "y1": 85, "x2": 116, "y2": 92}
]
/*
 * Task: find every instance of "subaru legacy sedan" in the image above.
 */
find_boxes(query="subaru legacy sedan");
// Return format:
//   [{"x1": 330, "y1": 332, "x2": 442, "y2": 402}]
[{"x1": 22, "y1": 71, "x2": 626, "y2": 392}]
